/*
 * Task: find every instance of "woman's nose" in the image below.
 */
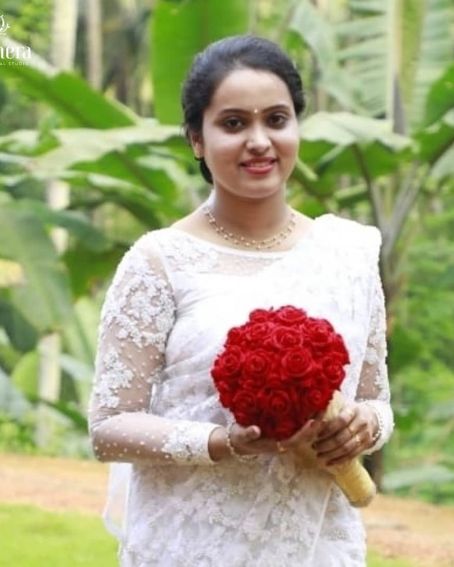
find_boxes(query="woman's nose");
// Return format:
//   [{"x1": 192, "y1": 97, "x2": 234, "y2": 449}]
[{"x1": 245, "y1": 125, "x2": 271, "y2": 153}]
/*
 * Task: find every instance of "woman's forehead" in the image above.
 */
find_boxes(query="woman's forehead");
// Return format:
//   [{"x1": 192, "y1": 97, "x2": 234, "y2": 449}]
[{"x1": 208, "y1": 69, "x2": 293, "y2": 113}]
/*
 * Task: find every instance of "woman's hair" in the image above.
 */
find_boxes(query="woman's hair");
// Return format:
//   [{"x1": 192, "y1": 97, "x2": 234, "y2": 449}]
[{"x1": 181, "y1": 35, "x2": 305, "y2": 183}]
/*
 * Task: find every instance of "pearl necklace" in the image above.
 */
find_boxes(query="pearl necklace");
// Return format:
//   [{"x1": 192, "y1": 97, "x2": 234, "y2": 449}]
[{"x1": 202, "y1": 205, "x2": 296, "y2": 251}]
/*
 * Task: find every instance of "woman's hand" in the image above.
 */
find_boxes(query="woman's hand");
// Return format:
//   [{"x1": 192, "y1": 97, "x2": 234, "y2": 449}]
[
  {"x1": 209, "y1": 419, "x2": 324, "y2": 462},
  {"x1": 208, "y1": 424, "x2": 269, "y2": 461},
  {"x1": 274, "y1": 419, "x2": 324, "y2": 455},
  {"x1": 312, "y1": 402, "x2": 378, "y2": 467}
]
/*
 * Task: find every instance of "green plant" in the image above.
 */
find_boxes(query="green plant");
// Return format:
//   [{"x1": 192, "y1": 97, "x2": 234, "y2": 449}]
[{"x1": 0, "y1": 504, "x2": 117, "y2": 567}]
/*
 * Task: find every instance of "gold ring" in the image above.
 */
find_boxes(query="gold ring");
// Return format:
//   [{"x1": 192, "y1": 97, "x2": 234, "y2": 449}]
[
  {"x1": 355, "y1": 434, "x2": 361, "y2": 448},
  {"x1": 345, "y1": 408, "x2": 355, "y2": 421},
  {"x1": 276, "y1": 442, "x2": 287, "y2": 454}
]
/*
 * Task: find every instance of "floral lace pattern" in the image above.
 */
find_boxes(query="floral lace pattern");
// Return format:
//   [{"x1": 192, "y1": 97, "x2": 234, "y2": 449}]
[{"x1": 88, "y1": 214, "x2": 393, "y2": 566}]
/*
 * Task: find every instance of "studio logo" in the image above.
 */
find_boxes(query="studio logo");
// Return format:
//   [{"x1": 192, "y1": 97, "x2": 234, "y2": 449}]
[
  {"x1": 0, "y1": 14, "x2": 31, "y2": 65},
  {"x1": 0, "y1": 14, "x2": 10, "y2": 34}
]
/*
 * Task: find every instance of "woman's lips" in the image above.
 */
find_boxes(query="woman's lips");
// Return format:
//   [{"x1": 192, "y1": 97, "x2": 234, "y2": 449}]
[{"x1": 240, "y1": 158, "x2": 276, "y2": 175}]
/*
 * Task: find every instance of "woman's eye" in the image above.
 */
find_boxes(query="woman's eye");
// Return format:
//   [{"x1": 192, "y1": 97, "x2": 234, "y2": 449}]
[
  {"x1": 267, "y1": 113, "x2": 288, "y2": 128},
  {"x1": 222, "y1": 117, "x2": 244, "y2": 131}
]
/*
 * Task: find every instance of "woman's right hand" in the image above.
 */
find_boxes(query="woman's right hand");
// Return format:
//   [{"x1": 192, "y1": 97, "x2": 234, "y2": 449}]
[{"x1": 209, "y1": 419, "x2": 323, "y2": 462}]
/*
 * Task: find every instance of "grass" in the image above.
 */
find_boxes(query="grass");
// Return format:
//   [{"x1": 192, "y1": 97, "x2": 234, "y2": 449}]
[
  {"x1": 0, "y1": 503, "x2": 416, "y2": 567},
  {"x1": 368, "y1": 552, "x2": 416, "y2": 567},
  {"x1": 0, "y1": 504, "x2": 117, "y2": 567}
]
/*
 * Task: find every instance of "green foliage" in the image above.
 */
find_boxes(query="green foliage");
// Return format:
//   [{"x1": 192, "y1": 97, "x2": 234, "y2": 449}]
[
  {"x1": 0, "y1": 414, "x2": 36, "y2": 454},
  {"x1": 151, "y1": 0, "x2": 250, "y2": 123},
  {"x1": 0, "y1": 67, "x2": 135, "y2": 129},
  {"x1": 0, "y1": 202, "x2": 73, "y2": 333},
  {"x1": 0, "y1": 504, "x2": 117, "y2": 567}
]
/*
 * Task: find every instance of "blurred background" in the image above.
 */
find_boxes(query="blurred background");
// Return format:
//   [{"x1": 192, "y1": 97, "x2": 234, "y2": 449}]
[{"x1": 0, "y1": 1, "x2": 453, "y2": 565}]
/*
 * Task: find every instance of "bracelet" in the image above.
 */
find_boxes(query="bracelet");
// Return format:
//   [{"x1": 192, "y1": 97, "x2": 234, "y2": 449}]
[
  {"x1": 225, "y1": 424, "x2": 257, "y2": 463},
  {"x1": 364, "y1": 402, "x2": 384, "y2": 445}
]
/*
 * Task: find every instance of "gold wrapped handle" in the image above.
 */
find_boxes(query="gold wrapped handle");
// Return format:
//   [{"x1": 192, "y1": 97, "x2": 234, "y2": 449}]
[{"x1": 323, "y1": 391, "x2": 377, "y2": 508}]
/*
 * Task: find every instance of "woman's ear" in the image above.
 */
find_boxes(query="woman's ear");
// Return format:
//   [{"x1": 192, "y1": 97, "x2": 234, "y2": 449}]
[{"x1": 189, "y1": 131, "x2": 204, "y2": 159}]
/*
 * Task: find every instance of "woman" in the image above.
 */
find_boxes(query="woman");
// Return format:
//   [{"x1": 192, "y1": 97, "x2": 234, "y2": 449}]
[{"x1": 89, "y1": 35, "x2": 394, "y2": 566}]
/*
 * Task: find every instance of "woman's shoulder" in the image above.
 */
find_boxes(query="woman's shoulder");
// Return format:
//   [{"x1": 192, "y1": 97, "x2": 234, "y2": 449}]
[
  {"x1": 126, "y1": 226, "x2": 185, "y2": 255},
  {"x1": 110, "y1": 229, "x2": 175, "y2": 280},
  {"x1": 127, "y1": 225, "x2": 219, "y2": 275},
  {"x1": 314, "y1": 213, "x2": 382, "y2": 269},
  {"x1": 318, "y1": 213, "x2": 381, "y2": 247}
]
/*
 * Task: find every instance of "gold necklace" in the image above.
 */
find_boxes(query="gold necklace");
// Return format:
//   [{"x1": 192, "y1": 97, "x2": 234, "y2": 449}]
[{"x1": 202, "y1": 205, "x2": 296, "y2": 251}]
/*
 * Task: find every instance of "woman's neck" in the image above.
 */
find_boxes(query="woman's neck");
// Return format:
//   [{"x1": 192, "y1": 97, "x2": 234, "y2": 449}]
[{"x1": 206, "y1": 190, "x2": 290, "y2": 240}]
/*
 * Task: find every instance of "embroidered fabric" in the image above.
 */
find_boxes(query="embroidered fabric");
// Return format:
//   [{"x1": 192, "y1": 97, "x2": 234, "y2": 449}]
[{"x1": 88, "y1": 213, "x2": 394, "y2": 566}]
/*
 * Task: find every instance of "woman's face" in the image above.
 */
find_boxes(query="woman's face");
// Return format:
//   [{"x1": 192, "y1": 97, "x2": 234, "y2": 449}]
[{"x1": 192, "y1": 68, "x2": 300, "y2": 201}]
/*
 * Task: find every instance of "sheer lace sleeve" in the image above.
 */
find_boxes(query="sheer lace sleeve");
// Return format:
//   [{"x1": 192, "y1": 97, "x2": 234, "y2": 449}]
[
  {"x1": 88, "y1": 234, "x2": 220, "y2": 466},
  {"x1": 355, "y1": 236, "x2": 394, "y2": 454}
]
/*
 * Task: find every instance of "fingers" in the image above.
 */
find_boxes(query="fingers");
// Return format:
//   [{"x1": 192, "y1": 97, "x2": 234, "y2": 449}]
[
  {"x1": 277, "y1": 419, "x2": 324, "y2": 453},
  {"x1": 318, "y1": 431, "x2": 364, "y2": 466},
  {"x1": 230, "y1": 402, "x2": 375, "y2": 463},
  {"x1": 244, "y1": 426, "x2": 261, "y2": 441},
  {"x1": 316, "y1": 405, "x2": 356, "y2": 442},
  {"x1": 230, "y1": 419, "x2": 323, "y2": 457},
  {"x1": 313, "y1": 416, "x2": 367, "y2": 466},
  {"x1": 229, "y1": 424, "x2": 276, "y2": 456}
]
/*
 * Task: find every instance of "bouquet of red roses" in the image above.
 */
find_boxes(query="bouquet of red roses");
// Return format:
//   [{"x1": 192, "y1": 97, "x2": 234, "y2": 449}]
[{"x1": 211, "y1": 305, "x2": 376, "y2": 507}]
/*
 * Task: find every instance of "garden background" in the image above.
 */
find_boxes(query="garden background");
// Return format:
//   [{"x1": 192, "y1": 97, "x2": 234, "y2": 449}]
[{"x1": 0, "y1": 0, "x2": 453, "y2": 565}]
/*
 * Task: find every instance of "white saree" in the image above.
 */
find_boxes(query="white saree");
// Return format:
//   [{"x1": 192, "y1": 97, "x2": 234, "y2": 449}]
[{"x1": 89, "y1": 213, "x2": 393, "y2": 566}]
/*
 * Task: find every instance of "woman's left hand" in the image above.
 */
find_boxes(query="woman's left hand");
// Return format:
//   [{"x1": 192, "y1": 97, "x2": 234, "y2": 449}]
[{"x1": 311, "y1": 402, "x2": 378, "y2": 467}]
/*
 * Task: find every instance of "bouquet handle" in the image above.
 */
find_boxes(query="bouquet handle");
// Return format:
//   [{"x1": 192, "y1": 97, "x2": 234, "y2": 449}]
[{"x1": 323, "y1": 391, "x2": 376, "y2": 508}]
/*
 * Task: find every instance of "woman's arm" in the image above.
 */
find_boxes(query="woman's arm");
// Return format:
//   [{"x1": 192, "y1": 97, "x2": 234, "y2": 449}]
[
  {"x1": 355, "y1": 266, "x2": 394, "y2": 453},
  {"x1": 88, "y1": 236, "x2": 221, "y2": 466},
  {"x1": 311, "y1": 229, "x2": 394, "y2": 466}
]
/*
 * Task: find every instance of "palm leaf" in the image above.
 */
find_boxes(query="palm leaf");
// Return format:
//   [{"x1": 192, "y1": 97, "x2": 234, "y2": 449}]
[{"x1": 151, "y1": 0, "x2": 250, "y2": 124}]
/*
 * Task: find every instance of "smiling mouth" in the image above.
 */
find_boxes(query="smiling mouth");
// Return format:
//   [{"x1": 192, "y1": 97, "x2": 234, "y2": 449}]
[{"x1": 240, "y1": 159, "x2": 277, "y2": 174}]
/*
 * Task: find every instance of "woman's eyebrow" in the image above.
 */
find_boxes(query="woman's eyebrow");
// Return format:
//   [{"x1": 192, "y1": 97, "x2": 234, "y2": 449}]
[{"x1": 217, "y1": 104, "x2": 292, "y2": 116}]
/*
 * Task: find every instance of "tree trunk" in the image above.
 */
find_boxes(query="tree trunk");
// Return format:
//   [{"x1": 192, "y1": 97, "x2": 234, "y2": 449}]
[
  {"x1": 36, "y1": 0, "x2": 78, "y2": 448},
  {"x1": 85, "y1": 0, "x2": 103, "y2": 89}
]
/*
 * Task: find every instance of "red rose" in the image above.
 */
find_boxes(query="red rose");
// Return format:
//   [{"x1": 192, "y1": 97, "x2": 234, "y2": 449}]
[
  {"x1": 217, "y1": 381, "x2": 235, "y2": 407},
  {"x1": 330, "y1": 336, "x2": 350, "y2": 365},
  {"x1": 249, "y1": 309, "x2": 272, "y2": 323},
  {"x1": 259, "y1": 413, "x2": 298, "y2": 440},
  {"x1": 266, "y1": 325, "x2": 303, "y2": 350},
  {"x1": 280, "y1": 348, "x2": 317, "y2": 379},
  {"x1": 294, "y1": 390, "x2": 314, "y2": 420},
  {"x1": 244, "y1": 322, "x2": 273, "y2": 346},
  {"x1": 303, "y1": 319, "x2": 335, "y2": 352},
  {"x1": 306, "y1": 387, "x2": 333, "y2": 411},
  {"x1": 322, "y1": 360, "x2": 346, "y2": 389},
  {"x1": 257, "y1": 386, "x2": 294, "y2": 418},
  {"x1": 273, "y1": 419, "x2": 299, "y2": 441},
  {"x1": 243, "y1": 350, "x2": 273, "y2": 377},
  {"x1": 298, "y1": 368, "x2": 319, "y2": 389},
  {"x1": 231, "y1": 390, "x2": 258, "y2": 426},
  {"x1": 226, "y1": 327, "x2": 245, "y2": 346},
  {"x1": 275, "y1": 305, "x2": 308, "y2": 325},
  {"x1": 212, "y1": 346, "x2": 244, "y2": 380},
  {"x1": 240, "y1": 376, "x2": 262, "y2": 391},
  {"x1": 259, "y1": 417, "x2": 277, "y2": 439}
]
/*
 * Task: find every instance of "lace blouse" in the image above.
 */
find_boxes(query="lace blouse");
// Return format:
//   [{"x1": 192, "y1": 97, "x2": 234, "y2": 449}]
[{"x1": 89, "y1": 213, "x2": 393, "y2": 567}]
